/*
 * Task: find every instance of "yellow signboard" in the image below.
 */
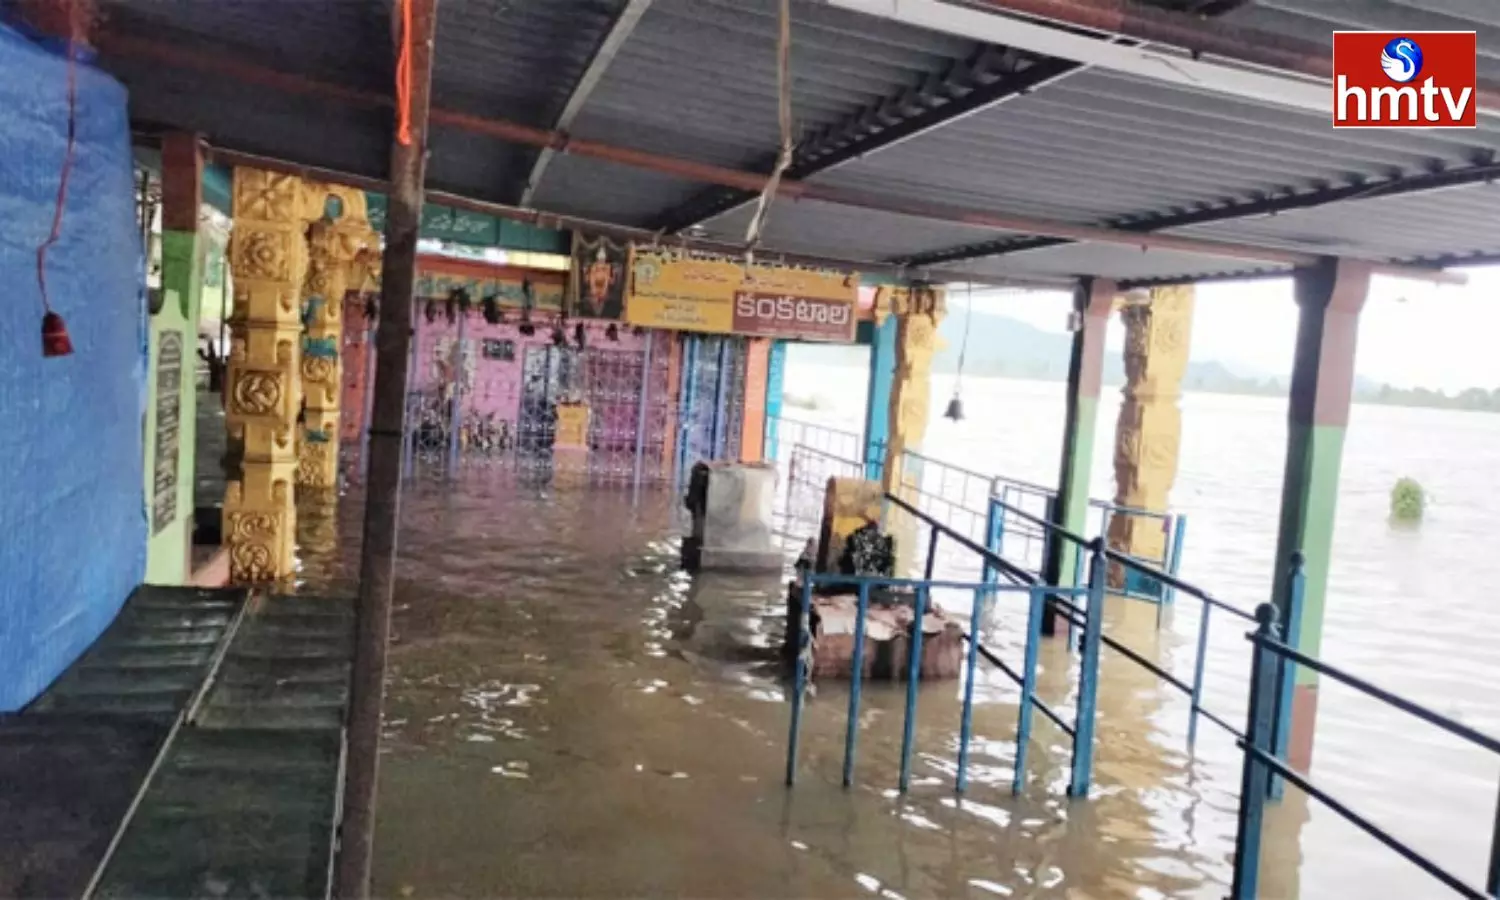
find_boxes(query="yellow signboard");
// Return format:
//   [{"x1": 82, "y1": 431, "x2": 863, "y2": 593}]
[{"x1": 625, "y1": 248, "x2": 858, "y2": 342}]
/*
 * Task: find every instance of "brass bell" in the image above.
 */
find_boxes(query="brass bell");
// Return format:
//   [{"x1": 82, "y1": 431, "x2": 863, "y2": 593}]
[{"x1": 943, "y1": 392, "x2": 965, "y2": 422}]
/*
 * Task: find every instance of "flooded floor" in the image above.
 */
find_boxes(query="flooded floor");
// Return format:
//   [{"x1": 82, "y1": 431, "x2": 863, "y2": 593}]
[{"x1": 301, "y1": 472, "x2": 1321, "y2": 899}]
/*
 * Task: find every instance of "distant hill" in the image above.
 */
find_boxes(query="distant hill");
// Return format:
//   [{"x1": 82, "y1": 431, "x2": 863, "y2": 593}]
[
  {"x1": 797, "y1": 310, "x2": 1498, "y2": 412},
  {"x1": 932, "y1": 309, "x2": 1287, "y2": 394}
]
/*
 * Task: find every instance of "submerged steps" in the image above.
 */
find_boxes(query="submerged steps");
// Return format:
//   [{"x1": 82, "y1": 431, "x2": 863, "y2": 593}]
[
  {"x1": 2, "y1": 585, "x2": 355, "y2": 900},
  {"x1": 92, "y1": 592, "x2": 354, "y2": 899}
]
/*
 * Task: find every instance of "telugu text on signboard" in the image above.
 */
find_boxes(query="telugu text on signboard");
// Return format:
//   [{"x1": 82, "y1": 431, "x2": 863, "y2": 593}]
[
  {"x1": 152, "y1": 330, "x2": 183, "y2": 535},
  {"x1": 624, "y1": 248, "x2": 857, "y2": 342},
  {"x1": 731, "y1": 291, "x2": 854, "y2": 342}
]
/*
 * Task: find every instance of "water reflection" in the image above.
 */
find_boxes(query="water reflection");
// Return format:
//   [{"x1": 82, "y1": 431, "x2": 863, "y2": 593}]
[{"x1": 286, "y1": 469, "x2": 1335, "y2": 899}]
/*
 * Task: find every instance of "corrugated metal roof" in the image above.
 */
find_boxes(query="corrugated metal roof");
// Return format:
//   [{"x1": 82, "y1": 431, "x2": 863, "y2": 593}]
[
  {"x1": 702, "y1": 198, "x2": 1025, "y2": 263},
  {"x1": 1227, "y1": 0, "x2": 1500, "y2": 83},
  {"x1": 100, "y1": 0, "x2": 389, "y2": 90},
  {"x1": 525, "y1": 152, "x2": 707, "y2": 225},
  {"x1": 89, "y1": 0, "x2": 1500, "y2": 283},
  {"x1": 965, "y1": 242, "x2": 1289, "y2": 283},
  {"x1": 110, "y1": 51, "x2": 389, "y2": 182},
  {"x1": 1178, "y1": 182, "x2": 1500, "y2": 263},
  {"x1": 554, "y1": 0, "x2": 980, "y2": 171},
  {"x1": 795, "y1": 65, "x2": 1500, "y2": 230},
  {"x1": 433, "y1": 0, "x2": 624, "y2": 128}
]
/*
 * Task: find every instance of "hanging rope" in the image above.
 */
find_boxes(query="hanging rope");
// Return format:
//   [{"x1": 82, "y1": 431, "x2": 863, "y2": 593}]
[
  {"x1": 395, "y1": 0, "x2": 414, "y2": 146},
  {"x1": 956, "y1": 281, "x2": 975, "y2": 387},
  {"x1": 36, "y1": 1, "x2": 88, "y2": 358},
  {"x1": 742, "y1": 0, "x2": 793, "y2": 253},
  {"x1": 37, "y1": 36, "x2": 78, "y2": 316}
]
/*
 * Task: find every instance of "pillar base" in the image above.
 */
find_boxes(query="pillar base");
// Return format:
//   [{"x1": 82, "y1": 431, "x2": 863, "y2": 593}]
[{"x1": 1289, "y1": 683, "x2": 1318, "y2": 772}]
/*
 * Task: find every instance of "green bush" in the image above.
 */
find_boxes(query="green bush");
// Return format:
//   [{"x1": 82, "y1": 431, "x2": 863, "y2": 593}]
[{"x1": 1390, "y1": 477, "x2": 1425, "y2": 522}]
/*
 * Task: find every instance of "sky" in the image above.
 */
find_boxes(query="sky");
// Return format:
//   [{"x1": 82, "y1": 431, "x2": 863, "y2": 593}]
[{"x1": 962, "y1": 266, "x2": 1500, "y2": 393}]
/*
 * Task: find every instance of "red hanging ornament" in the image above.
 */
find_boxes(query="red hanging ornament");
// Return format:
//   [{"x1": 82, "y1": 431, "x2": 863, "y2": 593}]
[
  {"x1": 36, "y1": 23, "x2": 82, "y2": 360},
  {"x1": 41, "y1": 311, "x2": 73, "y2": 357}
]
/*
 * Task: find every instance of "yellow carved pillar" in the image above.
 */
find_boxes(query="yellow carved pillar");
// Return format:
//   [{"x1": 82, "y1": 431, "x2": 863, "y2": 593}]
[
  {"x1": 876, "y1": 284, "x2": 946, "y2": 575},
  {"x1": 224, "y1": 169, "x2": 319, "y2": 583},
  {"x1": 299, "y1": 187, "x2": 379, "y2": 491},
  {"x1": 1107, "y1": 284, "x2": 1194, "y2": 570}
]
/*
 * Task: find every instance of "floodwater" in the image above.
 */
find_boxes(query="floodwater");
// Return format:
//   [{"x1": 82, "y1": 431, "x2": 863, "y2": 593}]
[{"x1": 298, "y1": 370, "x2": 1499, "y2": 899}]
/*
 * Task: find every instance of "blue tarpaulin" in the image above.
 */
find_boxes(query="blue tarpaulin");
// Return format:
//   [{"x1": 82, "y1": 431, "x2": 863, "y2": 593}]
[{"x1": 0, "y1": 23, "x2": 146, "y2": 710}]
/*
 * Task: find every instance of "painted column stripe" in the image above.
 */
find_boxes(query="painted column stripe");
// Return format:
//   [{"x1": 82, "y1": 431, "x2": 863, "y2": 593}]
[{"x1": 1044, "y1": 279, "x2": 1114, "y2": 615}]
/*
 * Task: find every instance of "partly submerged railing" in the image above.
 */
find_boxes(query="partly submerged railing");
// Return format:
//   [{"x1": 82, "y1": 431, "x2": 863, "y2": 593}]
[
  {"x1": 983, "y1": 492, "x2": 1256, "y2": 752},
  {"x1": 892, "y1": 493, "x2": 1500, "y2": 898},
  {"x1": 770, "y1": 436, "x2": 1500, "y2": 896},
  {"x1": 764, "y1": 414, "x2": 865, "y2": 468},
  {"x1": 785, "y1": 563, "x2": 1103, "y2": 797},
  {"x1": 1233, "y1": 600, "x2": 1500, "y2": 900}
]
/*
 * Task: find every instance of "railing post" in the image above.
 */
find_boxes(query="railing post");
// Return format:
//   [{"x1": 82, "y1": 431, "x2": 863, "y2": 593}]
[
  {"x1": 1069, "y1": 538, "x2": 1106, "y2": 798},
  {"x1": 897, "y1": 585, "x2": 929, "y2": 792},
  {"x1": 1013, "y1": 584, "x2": 1045, "y2": 795},
  {"x1": 1231, "y1": 603, "x2": 1282, "y2": 900},
  {"x1": 446, "y1": 311, "x2": 466, "y2": 477},
  {"x1": 1068, "y1": 538, "x2": 1085, "y2": 651},
  {"x1": 785, "y1": 576, "x2": 815, "y2": 786},
  {"x1": 843, "y1": 582, "x2": 871, "y2": 788},
  {"x1": 924, "y1": 526, "x2": 940, "y2": 581},
  {"x1": 1164, "y1": 514, "x2": 1188, "y2": 605},
  {"x1": 631, "y1": 329, "x2": 654, "y2": 496},
  {"x1": 1270, "y1": 551, "x2": 1306, "y2": 800},
  {"x1": 983, "y1": 484, "x2": 1006, "y2": 586},
  {"x1": 1487, "y1": 782, "x2": 1500, "y2": 896},
  {"x1": 956, "y1": 586, "x2": 986, "y2": 794},
  {"x1": 1187, "y1": 604, "x2": 1211, "y2": 754}
]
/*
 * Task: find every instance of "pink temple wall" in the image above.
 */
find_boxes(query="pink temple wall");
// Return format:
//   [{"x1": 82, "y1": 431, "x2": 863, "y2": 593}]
[{"x1": 409, "y1": 306, "x2": 649, "y2": 427}]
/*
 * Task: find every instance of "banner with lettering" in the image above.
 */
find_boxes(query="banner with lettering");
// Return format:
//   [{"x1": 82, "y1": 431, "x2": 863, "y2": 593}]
[
  {"x1": 415, "y1": 256, "x2": 566, "y2": 313},
  {"x1": 625, "y1": 248, "x2": 858, "y2": 342}
]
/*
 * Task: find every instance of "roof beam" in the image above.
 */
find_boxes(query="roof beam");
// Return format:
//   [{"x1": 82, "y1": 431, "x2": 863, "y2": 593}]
[
  {"x1": 97, "y1": 34, "x2": 1463, "y2": 283},
  {"x1": 832, "y1": 0, "x2": 1334, "y2": 114},
  {"x1": 648, "y1": 47, "x2": 1085, "y2": 234},
  {"x1": 962, "y1": 0, "x2": 1500, "y2": 111},
  {"x1": 519, "y1": 0, "x2": 653, "y2": 207},
  {"x1": 205, "y1": 144, "x2": 1071, "y2": 290},
  {"x1": 897, "y1": 158, "x2": 1500, "y2": 267}
]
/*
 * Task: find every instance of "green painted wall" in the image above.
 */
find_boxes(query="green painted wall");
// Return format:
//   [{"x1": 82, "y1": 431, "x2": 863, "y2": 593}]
[
  {"x1": 1055, "y1": 394, "x2": 1099, "y2": 587},
  {"x1": 1271, "y1": 422, "x2": 1347, "y2": 683},
  {"x1": 143, "y1": 230, "x2": 201, "y2": 584}
]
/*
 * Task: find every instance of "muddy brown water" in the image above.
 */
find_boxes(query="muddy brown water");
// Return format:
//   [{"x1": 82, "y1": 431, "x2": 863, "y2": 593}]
[{"x1": 296, "y1": 471, "x2": 1327, "y2": 899}]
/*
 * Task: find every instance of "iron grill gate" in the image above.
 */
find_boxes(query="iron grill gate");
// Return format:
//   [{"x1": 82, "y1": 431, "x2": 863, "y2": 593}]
[
  {"x1": 398, "y1": 314, "x2": 673, "y2": 484},
  {"x1": 676, "y1": 334, "x2": 749, "y2": 480}
]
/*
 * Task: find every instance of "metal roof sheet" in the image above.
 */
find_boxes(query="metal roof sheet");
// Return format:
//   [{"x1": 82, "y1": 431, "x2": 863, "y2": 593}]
[
  {"x1": 702, "y1": 198, "x2": 1027, "y2": 263},
  {"x1": 800, "y1": 65, "x2": 1500, "y2": 229},
  {"x1": 1227, "y1": 0, "x2": 1500, "y2": 83},
  {"x1": 557, "y1": 0, "x2": 981, "y2": 171},
  {"x1": 87, "y1": 0, "x2": 1500, "y2": 283}
]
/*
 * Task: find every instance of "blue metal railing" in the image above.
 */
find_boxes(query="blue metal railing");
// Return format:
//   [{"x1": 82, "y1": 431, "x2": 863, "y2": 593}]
[
  {"x1": 1232, "y1": 591, "x2": 1500, "y2": 899},
  {"x1": 771, "y1": 436, "x2": 1500, "y2": 896},
  {"x1": 785, "y1": 561, "x2": 1104, "y2": 797},
  {"x1": 887, "y1": 448, "x2": 1189, "y2": 608},
  {"x1": 763, "y1": 414, "x2": 865, "y2": 467},
  {"x1": 984, "y1": 492, "x2": 1260, "y2": 754}
]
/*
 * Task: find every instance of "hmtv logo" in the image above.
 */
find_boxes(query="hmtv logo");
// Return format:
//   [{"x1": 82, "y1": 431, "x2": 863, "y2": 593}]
[{"x1": 1332, "y1": 32, "x2": 1477, "y2": 128}]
